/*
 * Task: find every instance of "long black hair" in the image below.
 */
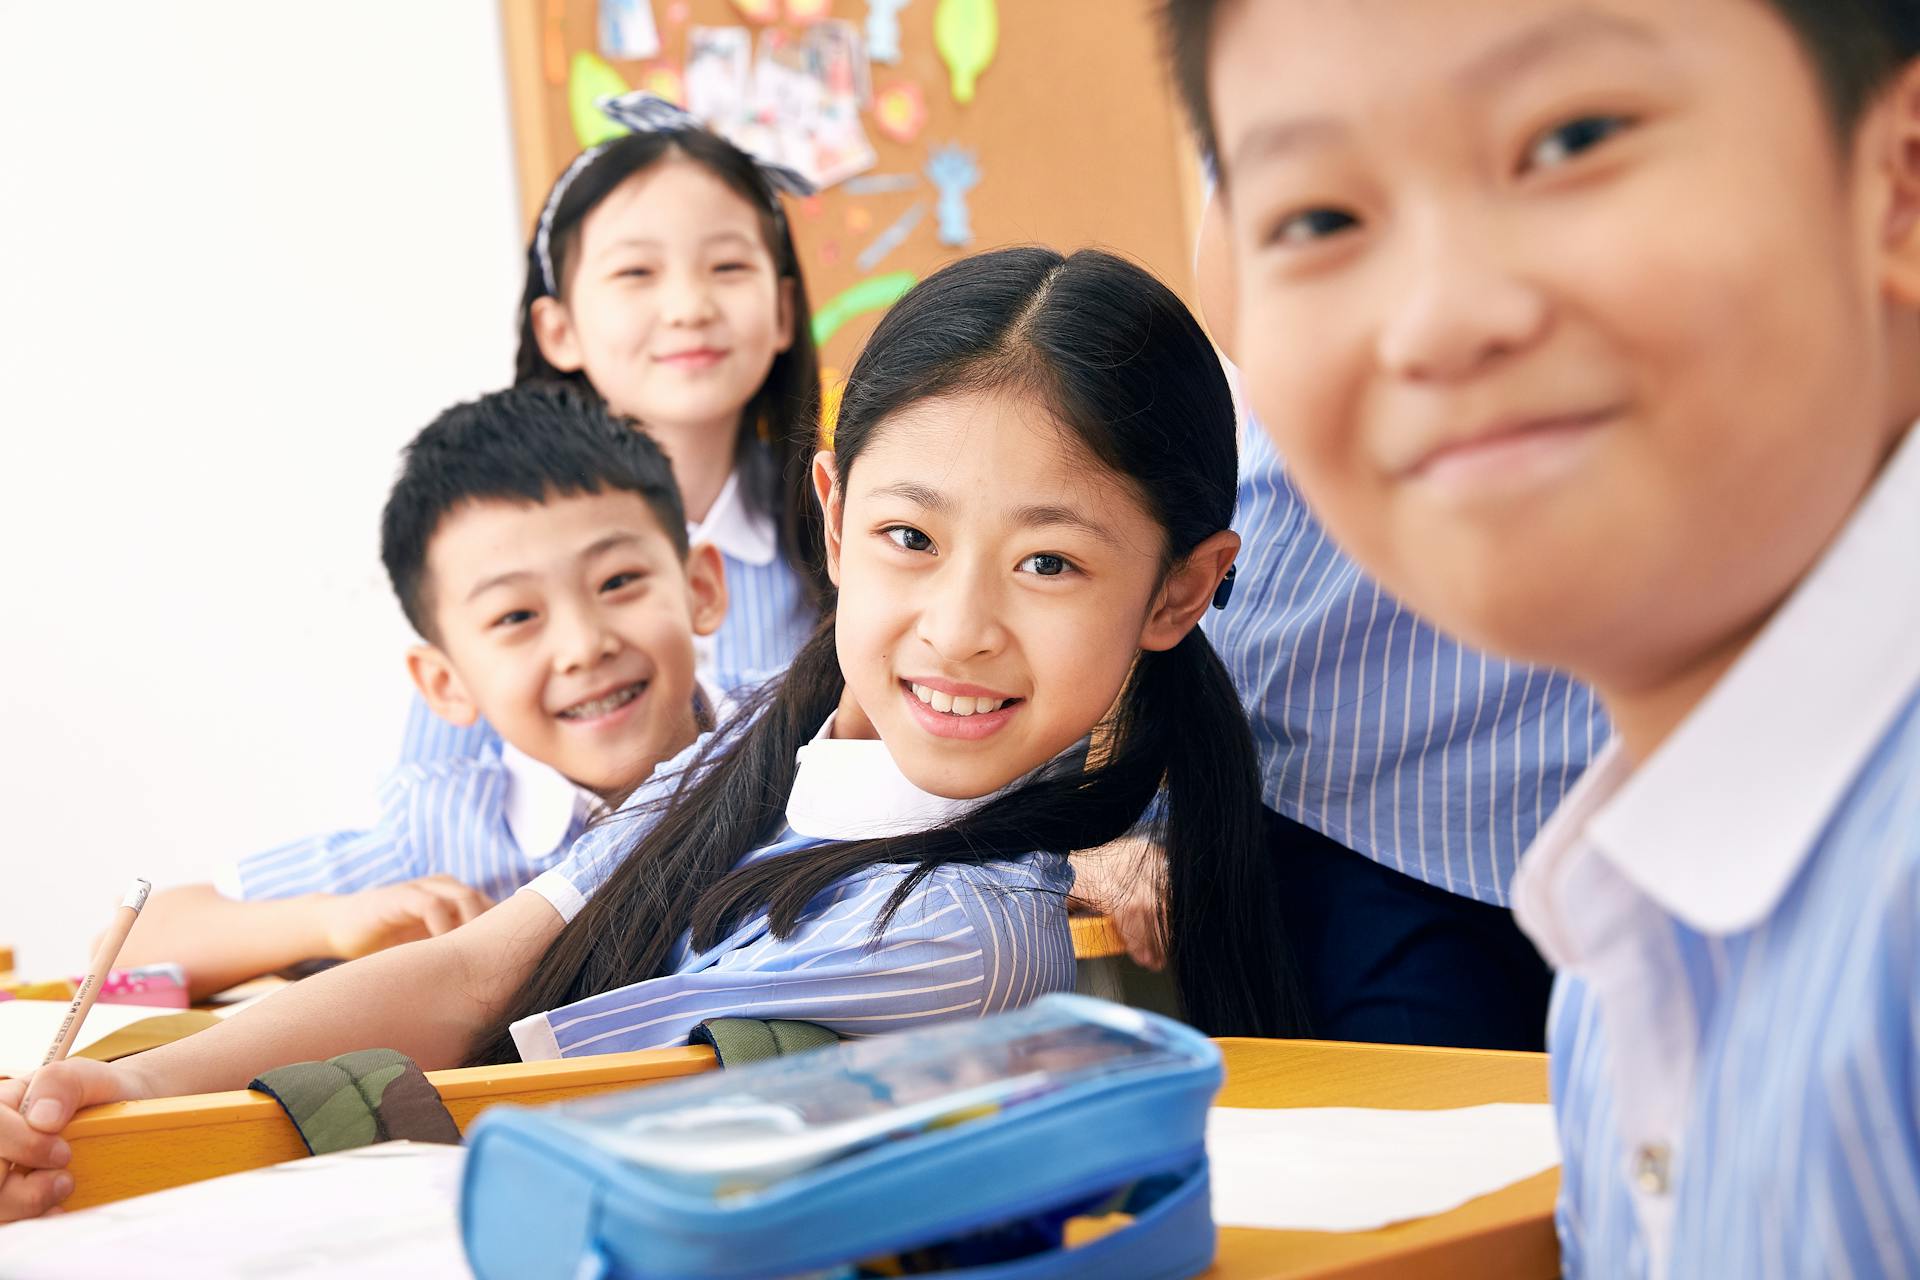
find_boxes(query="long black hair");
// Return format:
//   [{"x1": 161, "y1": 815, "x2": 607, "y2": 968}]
[
  {"x1": 469, "y1": 247, "x2": 1306, "y2": 1064},
  {"x1": 514, "y1": 127, "x2": 829, "y2": 609}
]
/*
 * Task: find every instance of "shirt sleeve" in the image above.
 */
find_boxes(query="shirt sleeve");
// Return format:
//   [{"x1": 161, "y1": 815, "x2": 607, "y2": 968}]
[
  {"x1": 511, "y1": 853, "x2": 1076, "y2": 1061},
  {"x1": 223, "y1": 768, "x2": 428, "y2": 901}
]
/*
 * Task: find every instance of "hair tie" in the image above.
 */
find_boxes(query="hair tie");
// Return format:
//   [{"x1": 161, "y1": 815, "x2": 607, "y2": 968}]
[{"x1": 533, "y1": 91, "x2": 819, "y2": 299}]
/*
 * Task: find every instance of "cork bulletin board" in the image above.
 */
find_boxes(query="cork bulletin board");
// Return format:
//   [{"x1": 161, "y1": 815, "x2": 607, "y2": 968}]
[{"x1": 497, "y1": 0, "x2": 1204, "y2": 385}]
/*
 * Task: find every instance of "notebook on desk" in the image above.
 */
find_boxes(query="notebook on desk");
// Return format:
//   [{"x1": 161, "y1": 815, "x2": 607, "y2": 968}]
[{"x1": 0, "y1": 1141, "x2": 470, "y2": 1280}]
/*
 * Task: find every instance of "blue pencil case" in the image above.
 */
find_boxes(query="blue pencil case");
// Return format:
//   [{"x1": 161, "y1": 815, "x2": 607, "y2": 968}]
[{"x1": 461, "y1": 994, "x2": 1222, "y2": 1280}]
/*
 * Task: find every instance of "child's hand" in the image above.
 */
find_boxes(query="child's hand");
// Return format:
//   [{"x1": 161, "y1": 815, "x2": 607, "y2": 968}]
[
  {"x1": 1069, "y1": 836, "x2": 1169, "y2": 971},
  {"x1": 318, "y1": 876, "x2": 494, "y2": 960},
  {"x1": 0, "y1": 1058, "x2": 141, "y2": 1221}
]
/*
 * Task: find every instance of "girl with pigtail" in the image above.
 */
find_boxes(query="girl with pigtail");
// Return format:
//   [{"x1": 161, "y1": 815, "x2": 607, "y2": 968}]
[{"x1": 0, "y1": 247, "x2": 1301, "y2": 1218}]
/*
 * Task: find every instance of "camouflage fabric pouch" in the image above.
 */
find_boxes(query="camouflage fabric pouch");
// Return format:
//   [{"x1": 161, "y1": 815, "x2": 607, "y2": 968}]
[{"x1": 250, "y1": 1047, "x2": 460, "y2": 1156}]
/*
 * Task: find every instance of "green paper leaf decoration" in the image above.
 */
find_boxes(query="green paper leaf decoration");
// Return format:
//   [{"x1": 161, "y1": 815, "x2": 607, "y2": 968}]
[
  {"x1": 813, "y1": 271, "x2": 919, "y2": 347},
  {"x1": 569, "y1": 51, "x2": 634, "y2": 149},
  {"x1": 934, "y1": 0, "x2": 998, "y2": 105}
]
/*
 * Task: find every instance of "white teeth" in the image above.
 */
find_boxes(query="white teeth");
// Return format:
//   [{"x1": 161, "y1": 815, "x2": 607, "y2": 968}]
[
  {"x1": 909, "y1": 683, "x2": 1004, "y2": 716},
  {"x1": 559, "y1": 683, "x2": 642, "y2": 720}
]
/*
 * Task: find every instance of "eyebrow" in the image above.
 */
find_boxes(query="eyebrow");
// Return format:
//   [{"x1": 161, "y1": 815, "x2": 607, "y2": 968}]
[
  {"x1": 1454, "y1": 6, "x2": 1658, "y2": 92},
  {"x1": 1226, "y1": 6, "x2": 1657, "y2": 173},
  {"x1": 462, "y1": 532, "x2": 649, "y2": 602},
  {"x1": 867, "y1": 482, "x2": 1123, "y2": 547},
  {"x1": 599, "y1": 230, "x2": 759, "y2": 254}
]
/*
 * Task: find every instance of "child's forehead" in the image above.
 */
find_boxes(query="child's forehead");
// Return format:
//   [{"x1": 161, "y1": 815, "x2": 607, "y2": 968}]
[
  {"x1": 1209, "y1": 0, "x2": 1817, "y2": 158},
  {"x1": 427, "y1": 490, "x2": 681, "y2": 583}
]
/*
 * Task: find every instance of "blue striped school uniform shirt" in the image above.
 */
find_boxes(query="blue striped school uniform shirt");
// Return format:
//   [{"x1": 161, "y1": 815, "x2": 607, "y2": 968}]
[
  {"x1": 398, "y1": 463, "x2": 817, "y2": 765},
  {"x1": 1203, "y1": 419, "x2": 1607, "y2": 905},
  {"x1": 509, "y1": 717, "x2": 1076, "y2": 1060},
  {"x1": 220, "y1": 740, "x2": 594, "y2": 904},
  {"x1": 1513, "y1": 423, "x2": 1920, "y2": 1278}
]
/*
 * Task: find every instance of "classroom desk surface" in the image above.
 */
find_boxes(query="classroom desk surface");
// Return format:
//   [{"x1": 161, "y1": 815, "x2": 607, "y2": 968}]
[
  {"x1": 52, "y1": 1029, "x2": 1557, "y2": 1277},
  {"x1": 1212, "y1": 1038, "x2": 1558, "y2": 1280}
]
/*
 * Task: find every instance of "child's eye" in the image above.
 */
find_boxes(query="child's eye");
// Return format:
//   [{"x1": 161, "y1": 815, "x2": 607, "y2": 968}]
[
  {"x1": 492, "y1": 609, "x2": 537, "y2": 628},
  {"x1": 884, "y1": 526, "x2": 934, "y2": 553},
  {"x1": 1520, "y1": 114, "x2": 1634, "y2": 175},
  {"x1": 1265, "y1": 207, "x2": 1360, "y2": 249},
  {"x1": 601, "y1": 571, "x2": 646, "y2": 593},
  {"x1": 616, "y1": 266, "x2": 655, "y2": 280},
  {"x1": 713, "y1": 261, "x2": 753, "y2": 274},
  {"x1": 1018, "y1": 553, "x2": 1075, "y2": 578}
]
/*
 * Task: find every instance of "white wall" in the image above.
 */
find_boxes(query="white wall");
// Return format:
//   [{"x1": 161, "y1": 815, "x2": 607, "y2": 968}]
[{"x1": 0, "y1": 2, "x2": 525, "y2": 973}]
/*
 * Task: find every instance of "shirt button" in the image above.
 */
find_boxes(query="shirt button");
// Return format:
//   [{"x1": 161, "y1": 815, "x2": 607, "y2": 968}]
[{"x1": 1632, "y1": 1142, "x2": 1672, "y2": 1195}]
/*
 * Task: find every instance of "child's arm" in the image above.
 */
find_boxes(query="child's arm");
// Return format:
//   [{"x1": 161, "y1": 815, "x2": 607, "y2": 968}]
[
  {"x1": 0, "y1": 888, "x2": 562, "y2": 1222},
  {"x1": 118, "y1": 879, "x2": 495, "y2": 1001},
  {"x1": 1069, "y1": 836, "x2": 1169, "y2": 971}
]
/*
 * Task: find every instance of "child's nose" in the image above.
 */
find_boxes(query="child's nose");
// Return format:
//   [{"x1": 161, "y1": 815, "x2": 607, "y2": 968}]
[
  {"x1": 553, "y1": 611, "x2": 621, "y2": 672},
  {"x1": 661, "y1": 270, "x2": 720, "y2": 325},
  {"x1": 914, "y1": 563, "x2": 1006, "y2": 660},
  {"x1": 1375, "y1": 214, "x2": 1550, "y2": 383}
]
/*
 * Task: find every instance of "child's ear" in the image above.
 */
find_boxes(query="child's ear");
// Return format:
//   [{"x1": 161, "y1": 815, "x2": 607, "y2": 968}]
[
  {"x1": 684, "y1": 542, "x2": 730, "y2": 637},
  {"x1": 1877, "y1": 59, "x2": 1920, "y2": 306},
  {"x1": 406, "y1": 644, "x2": 480, "y2": 727},
  {"x1": 774, "y1": 276, "x2": 797, "y2": 355},
  {"x1": 1139, "y1": 530, "x2": 1240, "y2": 652},
  {"x1": 811, "y1": 450, "x2": 844, "y2": 587},
  {"x1": 530, "y1": 295, "x2": 586, "y2": 373}
]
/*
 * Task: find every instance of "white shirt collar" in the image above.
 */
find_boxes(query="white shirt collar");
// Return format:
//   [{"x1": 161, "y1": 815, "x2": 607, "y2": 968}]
[
  {"x1": 689, "y1": 469, "x2": 777, "y2": 567},
  {"x1": 499, "y1": 679, "x2": 726, "y2": 860},
  {"x1": 1514, "y1": 421, "x2": 1920, "y2": 943},
  {"x1": 499, "y1": 741, "x2": 599, "y2": 862},
  {"x1": 784, "y1": 714, "x2": 997, "y2": 839}
]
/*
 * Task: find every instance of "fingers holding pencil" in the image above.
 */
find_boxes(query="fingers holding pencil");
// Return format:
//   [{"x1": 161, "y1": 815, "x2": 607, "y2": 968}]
[{"x1": 0, "y1": 877, "x2": 153, "y2": 1220}]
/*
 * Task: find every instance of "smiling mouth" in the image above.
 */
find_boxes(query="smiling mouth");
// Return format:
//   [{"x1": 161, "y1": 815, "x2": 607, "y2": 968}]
[
  {"x1": 906, "y1": 681, "x2": 1019, "y2": 717},
  {"x1": 1404, "y1": 406, "x2": 1623, "y2": 479},
  {"x1": 556, "y1": 681, "x2": 647, "y2": 721}
]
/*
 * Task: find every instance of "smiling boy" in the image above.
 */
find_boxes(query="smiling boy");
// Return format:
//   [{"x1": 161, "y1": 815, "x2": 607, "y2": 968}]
[
  {"x1": 119, "y1": 384, "x2": 726, "y2": 996},
  {"x1": 1168, "y1": 0, "x2": 1920, "y2": 1272}
]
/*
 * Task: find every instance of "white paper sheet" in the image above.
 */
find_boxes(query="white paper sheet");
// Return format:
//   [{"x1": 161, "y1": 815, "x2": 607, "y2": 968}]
[
  {"x1": 1207, "y1": 1104, "x2": 1561, "y2": 1233},
  {"x1": 0, "y1": 1141, "x2": 470, "y2": 1279},
  {"x1": 0, "y1": 1001, "x2": 172, "y2": 1078}
]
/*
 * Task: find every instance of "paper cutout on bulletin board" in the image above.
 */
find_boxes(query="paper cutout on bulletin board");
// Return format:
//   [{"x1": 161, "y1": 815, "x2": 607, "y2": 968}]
[
  {"x1": 787, "y1": 0, "x2": 833, "y2": 21},
  {"x1": 638, "y1": 62, "x2": 685, "y2": 104},
  {"x1": 570, "y1": 51, "x2": 635, "y2": 147},
  {"x1": 740, "y1": 25, "x2": 876, "y2": 189},
  {"x1": 866, "y1": 0, "x2": 910, "y2": 65},
  {"x1": 845, "y1": 172, "x2": 918, "y2": 195},
  {"x1": 934, "y1": 0, "x2": 998, "y2": 104},
  {"x1": 813, "y1": 271, "x2": 918, "y2": 346},
  {"x1": 925, "y1": 145, "x2": 979, "y2": 246},
  {"x1": 730, "y1": 0, "x2": 779, "y2": 21},
  {"x1": 599, "y1": 0, "x2": 662, "y2": 60},
  {"x1": 686, "y1": 26, "x2": 752, "y2": 121},
  {"x1": 820, "y1": 366, "x2": 847, "y2": 447},
  {"x1": 857, "y1": 202, "x2": 924, "y2": 272},
  {"x1": 873, "y1": 81, "x2": 927, "y2": 144}
]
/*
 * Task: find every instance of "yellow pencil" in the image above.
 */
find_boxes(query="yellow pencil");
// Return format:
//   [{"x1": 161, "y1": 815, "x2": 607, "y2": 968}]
[
  {"x1": 0, "y1": 879, "x2": 150, "y2": 1191},
  {"x1": 41, "y1": 879, "x2": 151, "y2": 1067}
]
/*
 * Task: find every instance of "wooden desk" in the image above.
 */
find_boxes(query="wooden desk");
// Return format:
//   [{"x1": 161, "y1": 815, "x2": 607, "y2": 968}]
[
  {"x1": 58, "y1": 1035, "x2": 1556, "y2": 1278},
  {"x1": 1070, "y1": 914, "x2": 1126, "y2": 960},
  {"x1": 60, "y1": 1047, "x2": 715, "y2": 1211},
  {"x1": 1212, "y1": 1039, "x2": 1558, "y2": 1280}
]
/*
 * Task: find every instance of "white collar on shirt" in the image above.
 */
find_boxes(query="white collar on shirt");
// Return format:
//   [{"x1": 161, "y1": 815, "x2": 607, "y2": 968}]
[
  {"x1": 498, "y1": 680, "x2": 728, "y2": 861},
  {"x1": 689, "y1": 469, "x2": 777, "y2": 568},
  {"x1": 500, "y1": 741, "x2": 599, "y2": 862},
  {"x1": 784, "y1": 714, "x2": 1000, "y2": 840},
  {"x1": 1514, "y1": 421, "x2": 1920, "y2": 952}
]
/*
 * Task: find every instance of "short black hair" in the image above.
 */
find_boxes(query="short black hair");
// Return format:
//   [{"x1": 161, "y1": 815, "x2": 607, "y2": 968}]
[
  {"x1": 381, "y1": 382, "x2": 689, "y2": 639},
  {"x1": 1163, "y1": 0, "x2": 1920, "y2": 174}
]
